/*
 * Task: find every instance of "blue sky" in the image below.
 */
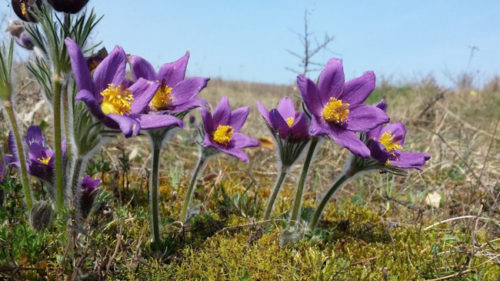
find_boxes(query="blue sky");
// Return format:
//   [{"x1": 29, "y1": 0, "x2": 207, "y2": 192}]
[{"x1": 8, "y1": 1, "x2": 500, "y2": 86}]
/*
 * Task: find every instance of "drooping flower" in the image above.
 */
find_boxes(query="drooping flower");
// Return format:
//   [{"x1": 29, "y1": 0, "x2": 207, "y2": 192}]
[
  {"x1": 79, "y1": 176, "x2": 100, "y2": 219},
  {"x1": 200, "y1": 97, "x2": 259, "y2": 162},
  {"x1": 297, "y1": 58, "x2": 389, "y2": 157},
  {"x1": 11, "y1": 0, "x2": 42, "y2": 23},
  {"x1": 129, "y1": 53, "x2": 209, "y2": 114},
  {"x1": 6, "y1": 20, "x2": 34, "y2": 50},
  {"x1": 47, "y1": 0, "x2": 89, "y2": 14},
  {"x1": 367, "y1": 100, "x2": 430, "y2": 170},
  {"x1": 65, "y1": 38, "x2": 183, "y2": 137}
]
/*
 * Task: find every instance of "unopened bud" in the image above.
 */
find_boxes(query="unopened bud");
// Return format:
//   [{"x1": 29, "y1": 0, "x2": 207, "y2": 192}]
[{"x1": 30, "y1": 200, "x2": 53, "y2": 231}]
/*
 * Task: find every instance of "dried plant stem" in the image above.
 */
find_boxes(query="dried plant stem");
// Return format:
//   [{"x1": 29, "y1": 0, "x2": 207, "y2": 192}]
[
  {"x1": 290, "y1": 137, "x2": 319, "y2": 225},
  {"x1": 263, "y1": 165, "x2": 289, "y2": 220},
  {"x1": 180, "y1": 153, "x2": 207, "y2": 222},
  {"x1": 53, "y1": 76, "x2": 65, "y2": 212},
  {"x1": 3, "y1": 100, "x2": 33, "y2": 210}
]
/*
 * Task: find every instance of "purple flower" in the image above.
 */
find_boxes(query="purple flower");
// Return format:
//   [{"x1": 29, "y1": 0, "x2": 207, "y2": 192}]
[
  {"x1": 297, "y1": 58, "x2": 389, "y2": 157},
  {"x1": 367, "y1": 100, "x2": 430, "y2": 170},
  {"x1": 65, "y1": 38, "x2": 183, "y2": 137},
  {"x1": 79, "y1": 176, "x2": 100, "y2": 218},
  {"x1": 200, "y1": 97, "x2": 259, "y2": 162},
  {"x1": 257, "y1": 97, "x2": 309, "y2": 142},
  {"x1": 0, "y1": 161, "x2": 4, "y2": 184},
  {"x1": 129, "y1": 53, "x2": 209, "y2": 114}
]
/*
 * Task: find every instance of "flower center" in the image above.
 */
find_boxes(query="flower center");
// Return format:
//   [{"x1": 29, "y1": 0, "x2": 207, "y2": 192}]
[
  {"x1": 21, "y1": 3, "x2": 28, "y2": 17},
  {"x1": 379, "y1": 131, "x2": 402, "y2": 153},
  {"x1": 285, "y1": 117, "x2": 295, "y2": 127},
  {"x1": 100, "y1": 84, "x2": 134, "y2": 115},
  {"x1": 322, "y1": 97, "x2": 350, "y2": 124},
  {"x1": 213, "y1": 125, "x2": 234, "y2": 146},
  {"x1": 37, "y1": 156, "x2": 51, "y2": 165},
  {"x1": 150, "y1": 84, "x2": 173, "y2": 110}
]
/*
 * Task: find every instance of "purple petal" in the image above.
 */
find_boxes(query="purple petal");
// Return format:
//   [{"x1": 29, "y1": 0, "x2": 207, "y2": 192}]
[
  {"x1": 276, "y1": 97, "x2": 295, "y2": 119},
  {"x1": 269, "y1": 109, "x2": 290, "y2": 138},
  {"x1": 76, "y1": 89, "x2": 106, "y2": 120},
  {"x1": 256, "y1": 101, "x2": 271, "y2": 126},
  {"x1": 309, "y1": 117, "x2": 330, "y2": 137},
  {"x1": 170, "y1": 77, "x2": 209, "y2": 107},
  {"x1": 339, "y1": 71, "x2": 375, "y2": 105},
  {"x1": 297, "y1": 75, "x2": 323, "y2": 116},
  {"x1": 200, "y1": 107, "x2": 214, "y2": 135},
  {"x1": 391, "y1": 152, "x2": 430, "y2": 170},
  {"x1": 367, "y1": 124, "x2": 383, "y2": 141},
  {"x1": 330, "y1": 128, "x2": 370, "y2": 157},
  {"x1": 229, "y1": 106, "x2": 250, "y2": 132},
  {"x1": 130, "y1": 78, "x2": 160, "y2": 114},
  {"x1": 382, "y1": 122, "x2": 406, "y2": 146},
  {"x1": 213, "y1": 96, "x2": 231, "y2": 126},
  {"x1": 318, "y1": 58, "x2": 344, "y2": 102},
  {"x1": 25, "y1": 126, "x2": 43, "y2": 146},
  {"x1": 367, "y1": 140, "x2": 390, "y2": 163},
  {"x1": 231, "y1": 132, "x2": 259, "y2": 148},
  {"x1": 290, "y1": 113, "x2": 310, "y2": 142},
  {"x1": 346, "y1": 104, "x2": 389, "y2": 132},
  {"x1": 165, "y1": 98, "x2": 207, "y2": 114},
  {"x1": 158, "y1": 52, "x2": 190, "y2": 87},
  {"x1": 106, "y1": 114, "x2": 140, "y2": 137},
  {"x1": 376, "y1": 99, "x2": 387, "y2": 112},
  {"x1": 218, "y1": 146, "x2": 250, "y2": 162},
  {"x1": 93, "y1": 45, "x2": 127, "y2": 93},
  {"x1": 65, "y1": 38, "x2": 94, "y2": 94},
  {"x1": 129, "y1": 55, "x2": 157, "y2": 81},
  {"x1": 137, "y1": 114, "x2": 184, "y2": 130}
]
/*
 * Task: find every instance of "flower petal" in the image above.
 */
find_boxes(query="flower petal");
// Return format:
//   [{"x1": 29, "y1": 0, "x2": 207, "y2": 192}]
[
  {"x1": 76, "y1": 89, "x2": 107, "y2": 120},
  {"x1": 256, "y1": 101, "x2": 271, "y2": 126},
  {"x1": 276, "y1": 97, "x2": 295, "y2": 119},
  {"x1": 137, "y1": 114, "x2": 183, "y2": 130},
  {"x1": 218, "y1": 146, "x2": 250, "y2": 162},
  {"x1": 297, "y1": 75, "x2": 323, "y2": 116},
  {"x1": 269, "y1": 109, "x2": 290, "y2": 138},
  {"x1": 106, "y1": 114, "x2": 140, "y2": 137},
  {"x1": 391, "y1": 152, "x2": 430, "y2": 170},
  {"x1": 290, "y1": 113, "x2": 309, "y2": 142},
  {"x1": 130, "y1": 78, "x2": 160, "y2": 114},
  {"x1": 231, "y1": 132, "x2": 259, "y2": 148},
  {"x1": 375, "y1": 99, "x2": 387, "y2": 112},
  {"x1": 65, "y1": 38, "x2": 94, "y2": 94},
  {"x1": 318, "y1": 58, "x2": 344, "y2": 102},
  {"x1": 200, "y1": 107, "x2": 214, "y2": 135},
  {"x1": 382, "y1": 122, "x2": 406, "y2": 146},
  {"x1": 165, "y1": 98, "x2": 206, "y2": 114},
  {"x1": 93, "y1": 45, "x2": 127, "y2": 93},
  {"x1": 158, "y1": 52, "x2": 189, "y2": 86},
  {"x1": 346, "y1": 104, "x2": 389, "y2": 132},
  {"x1": 213, "y1": 96, "x2": 231, "y2": 125},
  {"x1": 330, "y1": 128, "x2": 370, "y2": 157},
  {"x1": 309, "y1": 117, "x2": 330, "y2": 137},
  {"x1": 170, "y1": 77, "x2": 209, "y2": 107},
  {"x1": 129, "y1": 55, "x2": 157, "y2": 81},
  {"x1": 340, "y1": 71, "x2": 375, "y2": 105},
  {"x1": 25, "y1": 126, "x2": 44, "y2": 146},
  {"x1": 229, "y1": 106, "x2": 250, "y2": 132},
  {"x1": 367, "y1": 140, "x2": 390, "y2": 163}
]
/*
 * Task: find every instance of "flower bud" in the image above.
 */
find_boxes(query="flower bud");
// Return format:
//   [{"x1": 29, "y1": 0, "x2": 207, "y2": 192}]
[
  {"x1": 79, "y1": 176, "x2": 100, "y2": 219},
  {"x1": 47, "y1": 0, "x2": 89, "y2": 14},
  {"x1": 11, "y1": 0, "x2": 42, "y2": 23},
  {"x1": 6, "y1": 21, "x2": 34, "y2": 50},
  {"x1": 30, "y1": 200, "x2": 53, "y2": 231}
]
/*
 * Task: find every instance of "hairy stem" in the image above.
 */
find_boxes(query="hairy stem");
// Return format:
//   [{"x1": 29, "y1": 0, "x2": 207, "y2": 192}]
[
  {"x1": 180, "y1": 153, "x2": 207, "y2": 222},
  {"x1": 308, "y1": 171, "x2": 352, "y2": 230},
  {"x1": 69, "y1": 156, "x2": 84, "y2": 202},
  {"x1": 290, "y1": 137, "x2": 319, "y2": 225},
  {"x1": 3, "y1": 100, "x2": 33, "y2": 210},
  {"x1": 263, "y1": 165, "x2": 289, "y2": 220},
  {"x1": 53, "y1": 76, "x2": 65, "y2": 212},
  {"x1": 62, "y1": 82, "x2": 73, "y2": 163},
  {"x1": 149, "y1": 141, "x2": 162, "y2": 250}
]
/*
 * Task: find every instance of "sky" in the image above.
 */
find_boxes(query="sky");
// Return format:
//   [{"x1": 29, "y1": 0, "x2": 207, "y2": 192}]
[{"x1": 5, "y1": 0, "x2": 500, "y2": 87}]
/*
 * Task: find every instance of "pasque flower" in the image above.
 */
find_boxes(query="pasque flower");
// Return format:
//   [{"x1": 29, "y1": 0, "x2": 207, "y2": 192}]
[
  {"x1": 11, "y1": 0, "x2": 42, "y2": 23},
  {"x1": 79, "y1": 176, "x2": 100, "y2": 219},
  {"x1": 201, "y1": 96, "x2": 259, "y2": 162},
  {"x1": 130, "y1": 53, "x2": 209, "y2": 114},
  {"x1": 65, "y1": 38, "x2": 182, "y2": 137},
  {"x1": 367, "y1": 100, "x2": 430, "y2": 170},
  {"x1": 47, "y1": 0, "x2": 89, "y2": 14},
  {"x1": 297, "y1": 58, "x2": 389, "y2": 157}
]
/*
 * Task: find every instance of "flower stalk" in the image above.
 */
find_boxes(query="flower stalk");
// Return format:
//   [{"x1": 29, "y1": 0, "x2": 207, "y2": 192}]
[
  {"x1": 149, "y1": 140, "x2": 162, "y2": 249},
  {"x1": 53, "y1": 74, "x2": 65, "y2": 212},
  {"x1": 263, "y1": 165, "x2": 289, "y2": 220},
  {"x1": 180, "y1": 152, "x2": 208, "y2": 222}
]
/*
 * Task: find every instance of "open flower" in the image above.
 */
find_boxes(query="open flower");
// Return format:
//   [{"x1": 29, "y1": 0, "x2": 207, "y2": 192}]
[
  {"x1": 367, "y1": 100, "x2": 430, "y2": 170},
  {"x1": 47, "y1": 0, "x2": 88, "y2": 14},
  {"x1": 79, "y1": 176, "x2": 100, "y2": 218},
  {"x1": 65, "y1": 38, "x2": 182, "y2": 137},
  {"x1": 297, "y1": 58, "x2": 389, "y2": 157},
  {"x1": 200, "y1": 97, "x2": 259, "y2": 162},
  {"x1": 11, "y1": 0, "x2": 42, "y2": 23},
  {"x1": 257, "y1": 97, "x2": 309, "y2": 143},
  {"x1": 129, "y1": 53, "x2": 209, "y2": 114}
]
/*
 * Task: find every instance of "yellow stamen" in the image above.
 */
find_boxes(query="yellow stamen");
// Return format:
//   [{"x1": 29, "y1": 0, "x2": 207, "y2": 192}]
[
  {"x1": 213, "y1": 125, "x2": 233, "y2": 146},
  {"x1": 21, "y1": 3, "x2": 27, "y2": 17},
  {"x1": 322, "y1": 97, "x2": 350, "y2": 124},
  {"x1": 100, "y1": 84, "x2": 134, "y2": 115},
  {"x1": 150, "y1": 84, "x2": 173, "y2": 110},
  {"x1": 379, "y1": 131, "x2": 402, "y2": 153},
  {"x1": 285, "y1": 117, "x2": 295, "y2": 127},
  {"x1": 37, "y1": 156, "x2": 51, "y2": 165}
]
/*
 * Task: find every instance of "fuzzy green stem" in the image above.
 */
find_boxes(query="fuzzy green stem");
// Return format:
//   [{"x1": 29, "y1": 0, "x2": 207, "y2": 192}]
[
  {"x1": 53, "y1": 76, "x2": 64, "y2": 212},
  {"x1": 308, "y1": 171, "x2": 352, "y2": 230},
  {"x1": 62, "y1": 82, "x2": 72, "y2": 163},
  {"x1": 290, "y1": 137, "x2": 319, "y2": 225},
  {"x1": 69, "y1": 156, "x2": 84, "y2": 200},
  {"x1": 180, "y1": 153, "x2": 207, "y2": 222},
  {"x1": 149, "y1": 142, "x2": 162, "y2": 250},
  {"x1": 263, "y1": 165, "x2": 289, "y2": 220},
  {"x1": 3, "y1": 100, "x2": 33, "y2": 210}
]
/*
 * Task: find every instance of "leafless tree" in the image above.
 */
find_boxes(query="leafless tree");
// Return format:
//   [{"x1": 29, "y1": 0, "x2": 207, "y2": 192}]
[{"x1": 286, "y1": 9, "x2": 335, "y2": 76}]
